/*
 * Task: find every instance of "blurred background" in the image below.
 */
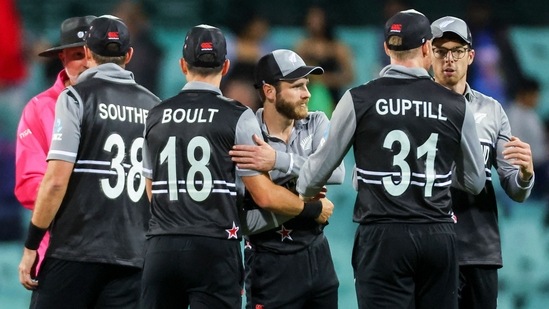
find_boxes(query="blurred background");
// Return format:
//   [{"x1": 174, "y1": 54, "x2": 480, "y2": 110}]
[{"x1": 1, "y1": 0, "x2": 549, "y2": 308}]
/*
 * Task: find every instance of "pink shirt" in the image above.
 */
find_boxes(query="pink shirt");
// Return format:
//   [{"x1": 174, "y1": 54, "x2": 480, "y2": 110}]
[{"x1": 14, "y1": 70, "x2": 68, "y2": 272}]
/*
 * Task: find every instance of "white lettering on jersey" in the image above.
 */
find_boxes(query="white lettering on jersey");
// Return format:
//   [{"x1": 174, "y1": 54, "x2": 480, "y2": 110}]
[
  {"x1": 375, "y1": 98, "x2": 447, "y2": 121},
  {"x1": 98, "y1": 103, "x2": 149, "y2": 124},
  {"x1": 161, "y1": 108, "x2": 219, "y2": 124}
]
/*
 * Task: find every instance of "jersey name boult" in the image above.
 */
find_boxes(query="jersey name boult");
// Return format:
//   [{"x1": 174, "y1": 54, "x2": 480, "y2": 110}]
[{"x1": 160, "y1": 107, "x2": 219, "y2": 123}]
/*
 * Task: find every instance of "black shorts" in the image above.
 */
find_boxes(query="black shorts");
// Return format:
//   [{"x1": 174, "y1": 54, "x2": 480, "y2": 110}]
[
  {"x1": 30, "y1": 257, "x2": 141, "y2": 309},
  {"x1": 245, "y1": 236, "x2": 339, "y2": 309},
  {"x1": 141, "y1": 235, "x2": 243, "y2": 309},
  {"x1": 458, "y1": 265, "x2": 498, "y2": 309},
  {"x1": 352, "y1": 223, "x2": 458, "y2": 309}
]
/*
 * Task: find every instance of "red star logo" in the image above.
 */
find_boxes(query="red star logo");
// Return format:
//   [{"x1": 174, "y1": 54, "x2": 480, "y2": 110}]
[
  {"x1": 244, "y1": 240, "x2": 252, "y2": 250},
  {"x1": 276, "y1": 225, "x2": 293, "y2": 242},
  {"x1": 226, "y1": 221, "x2": 239, "y2": 239}
]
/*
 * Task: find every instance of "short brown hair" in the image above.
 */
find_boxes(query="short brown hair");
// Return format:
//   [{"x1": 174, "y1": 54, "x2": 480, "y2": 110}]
[{"x1": 90, "y1": 50, "x2": 127, "y2": 66}]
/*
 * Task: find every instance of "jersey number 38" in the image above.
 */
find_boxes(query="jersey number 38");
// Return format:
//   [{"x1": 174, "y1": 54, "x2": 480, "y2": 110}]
[{"x1": 101, "y1": 133, "x2": 146, "y2": 202}]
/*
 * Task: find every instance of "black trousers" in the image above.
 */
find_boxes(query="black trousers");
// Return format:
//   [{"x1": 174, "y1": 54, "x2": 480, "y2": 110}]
[
  {"x1": 458, "y1": 265, "x2": 498, "y2": 309},
  {"x1": 244, "y1": 236, "x2": 339, "y2": 309},
  {"x1": 30, "y1": 257, "x2": 141, "y2": 309},
  {"x1": 140, "y1": 235, "x2": 243, "y2": 309},
  {"x1": 352, "y1": 223, "x2": 458, "y2": 309}
]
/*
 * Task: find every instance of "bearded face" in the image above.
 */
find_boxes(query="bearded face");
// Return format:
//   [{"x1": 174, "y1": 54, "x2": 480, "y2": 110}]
[{"x1": 274, "y1": 80, "x2": 310, "y2": 120}]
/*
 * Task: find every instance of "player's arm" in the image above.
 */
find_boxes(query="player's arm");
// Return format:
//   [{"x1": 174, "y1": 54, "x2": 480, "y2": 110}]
[
  {"x1": 496, "y1": 107, "x2": 534, "y2": 201},
  {"x1": 19, "y1": 160, "x2": 73, "y2": 290},
  {"x1": 19, "y1": 88, "x2": 82, "y2": 290},
  {"x1": 452, "y1": 99, "x2": 486, "y2": 194},
  {"x1": 229, "y1": 115, "x2": 345, "y2": 183},
  {"x1": 297, "y1": 90, "x2": 356, "y2": 199},
  {"x1": 14, "y1": 99, "x2": 50, "y2": 210},
  {"x1": 310, "y1": 112, "x2": 345, "y2": 184},
  {"x1": 241, "y1": 173, "x2": 333, "y2": 223}
]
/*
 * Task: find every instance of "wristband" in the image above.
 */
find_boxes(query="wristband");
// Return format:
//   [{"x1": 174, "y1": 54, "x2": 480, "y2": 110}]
[
  {"x1": 24, "y1": 222, "x2": 47, "y2": 250},
  {"x1": 296, "y1": 200, "x2": 323, "y2": 219}
]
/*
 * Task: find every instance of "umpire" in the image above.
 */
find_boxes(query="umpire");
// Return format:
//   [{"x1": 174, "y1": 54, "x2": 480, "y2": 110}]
[{"x1": 297, "y1": 9, "x2": 486, "y2": 309}]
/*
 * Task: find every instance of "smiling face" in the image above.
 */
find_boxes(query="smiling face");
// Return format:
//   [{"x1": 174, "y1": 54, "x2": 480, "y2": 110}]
[{"x1": 431, "y1": 36, "x2": 474, "y2": 93}]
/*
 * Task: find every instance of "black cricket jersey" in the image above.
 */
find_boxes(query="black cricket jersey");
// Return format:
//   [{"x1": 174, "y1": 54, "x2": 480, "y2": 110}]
[
  {"x1": 46, "y1": 64, "x2": 160, "y2": 267},
  {"x1": 143, "y1": 81, "x2": 262, "y2": 241},
  {"x1": 297, "y1": 65, "x2": 486, "y2": 224}
]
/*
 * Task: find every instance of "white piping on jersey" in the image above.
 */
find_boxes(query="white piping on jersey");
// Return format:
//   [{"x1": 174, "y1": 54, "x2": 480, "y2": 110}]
[
  {"x1": 49, "y1": 150, "x2": 77, "y2": 157},
  {"x1": 485, "y1": 168, "x2": 492, "y2": 181},
  {"x1": 74, "y1": 160, "x2": 132, "y2": 175},
  {"x1": 214, "y1": 180, "x2": 236, "y2": 187},
  {"x1": 152, "y1": 179, "x2": 237, "y2": 196},
  {"x1": 76, "y1": 160, "x2": 110, "y2": 165},
  {"x1": 150, "y1": 188, "x2": 236, "y2": 196},
  {"x1": 356, "y1": 167, "x2": 453, "y2": 179},
  {"x1": 285, "y1": 154, "x2": 294, "y2": 176},
  {"x1": 152, "y1": 180, "x2": 236, "y2": 186},
  {"x1": 73, "y1": 168, "x2": 117, "y2": 175},
  {"x1": 356, "y1": 176, "x2": 453, "y2": 187},
  {"x1": 355, "y1": 167, "x2": 453, "y2": 188},
  {"x1": 479, "y1": 138, "x2": 495, "y2": 147}
]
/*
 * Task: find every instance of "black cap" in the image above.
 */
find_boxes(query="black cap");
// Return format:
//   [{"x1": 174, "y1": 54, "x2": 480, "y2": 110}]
[
  {"x1": 183, "y1": 24, "x2": 227, "y2": 68},
  {"x1": 39, "y1": 16, "x2": 96, "y2": 58},
  {"x1": 431, "y1": 16, "x2": 473, "y2": 47},
  {"x1": 385, "y1": 9, "x2": 433, "y2": 51},
  {"x1": 254, "y1": 49, "x2": 324, "y2": 88},
  {"x1": 85, "y1": 15, "x2": 130, "y2": 57}
]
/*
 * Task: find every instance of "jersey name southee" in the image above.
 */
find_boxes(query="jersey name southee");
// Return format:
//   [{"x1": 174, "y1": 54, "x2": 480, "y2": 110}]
[
  {"x1": 376, "y1": 98, "x2": 447, "y2": 121},
  {"x1": 98, "y1": 103, "x2": 149, "y2": 124},
  {"x1": 161, "y1": 108, "x2": 219, "y2": 124}
]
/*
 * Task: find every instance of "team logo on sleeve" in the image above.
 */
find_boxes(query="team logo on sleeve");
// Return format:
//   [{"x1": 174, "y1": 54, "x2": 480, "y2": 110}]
[
  {"x1": 225, "y1": 221, "x2": 240, "y2": 239},
  {"x1": 53, "y1": 118, "x2": 63, "y2": 141}
]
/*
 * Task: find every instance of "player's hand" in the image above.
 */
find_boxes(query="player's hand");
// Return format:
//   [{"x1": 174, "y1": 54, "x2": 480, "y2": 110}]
[
  {"x1": 315, "y1": 198, "x2": 334, "y2": 224},
  {"x1": 229, "y1": 134, "x2": 275, "y2": 172},
  {"x1": 19, "y1": 248, "x2": 39, "y2": 290},
  {"x1": 312, "y1": 187, "x2": 328, "y2": 200},
  {"x1": 503, "y1": 136, "x2": 534, "y2": 182}
]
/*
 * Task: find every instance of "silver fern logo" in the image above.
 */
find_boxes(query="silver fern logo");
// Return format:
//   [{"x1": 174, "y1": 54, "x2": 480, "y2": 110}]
[
  {"x1": 440, "y1": 19, "x2": 455, "y2": 28},
  {"x1": 300, "y1": 134, "x2": 313, "y2": 151},
  {"x1": 474, "y1": 113, "x2": 487, "y2": 124}
]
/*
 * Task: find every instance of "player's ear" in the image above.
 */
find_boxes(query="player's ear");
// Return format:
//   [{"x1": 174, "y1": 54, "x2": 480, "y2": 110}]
[
  {"x1": 383, "y1": 42, "x2": 391, "y2": 57},
  {"x1": 467, "y1": 48, "x2": 475, "y2": 66},
  {"x1": 124, "y1": 47, "x2": 134, "y2": 65},
  {"x1": 180, "y1": 58, "x2": 188, "y2": 75},
  {"x1": 264, "y1": 83, "x2": 276, "y2": 102},
  {"x1": 221, "y1": 59, "x2": 231, "y2": 76}
]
